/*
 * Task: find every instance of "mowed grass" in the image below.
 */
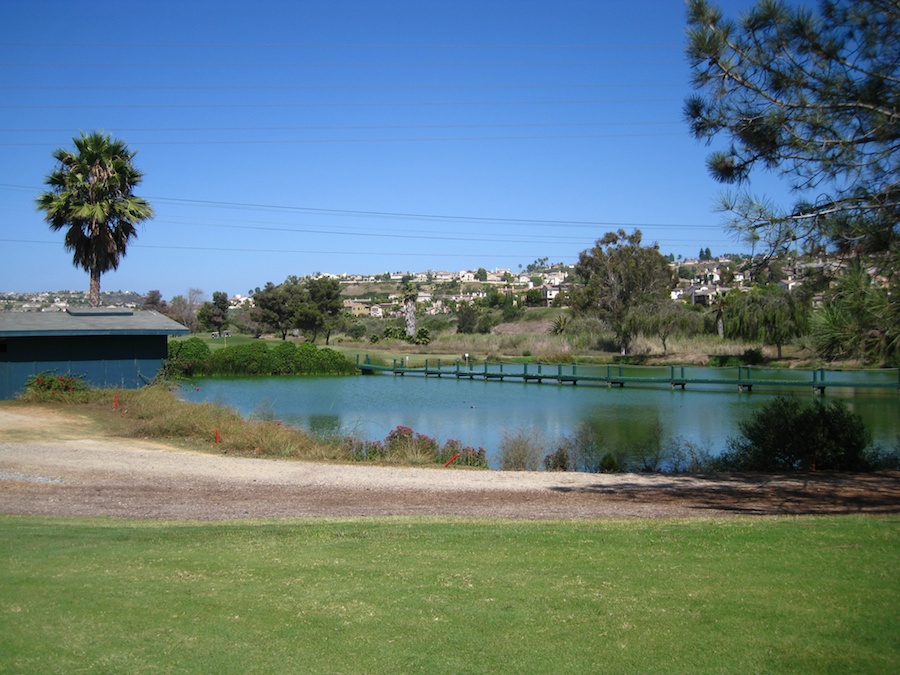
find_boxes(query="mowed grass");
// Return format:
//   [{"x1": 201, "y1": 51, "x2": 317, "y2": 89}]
[{"x1": 1, "y1": 516, "x2": 897, "y2": 674}]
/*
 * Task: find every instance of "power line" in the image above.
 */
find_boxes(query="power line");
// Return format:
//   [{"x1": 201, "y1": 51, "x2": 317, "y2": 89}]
[
  {"x1": 0, "y1": 183, "x2": 727, "y2": 231},
  {"x1": 0, "y1": 40, "x2": 683, "y2": 49},
  {"x1": 0, "y1": 121, "x2": 680, "y2": 134},
  {"x1": 0, "y1": 98, "x2": 680, "y2": 110},
  {"x1": 2, "y1": 83, "x2": 683, "y2": 92}
]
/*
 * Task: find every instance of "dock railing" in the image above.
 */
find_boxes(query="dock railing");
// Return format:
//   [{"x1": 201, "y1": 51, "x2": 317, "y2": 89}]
[{"x1": 356, "y1": 355, "x2": 900, "y2": 394}]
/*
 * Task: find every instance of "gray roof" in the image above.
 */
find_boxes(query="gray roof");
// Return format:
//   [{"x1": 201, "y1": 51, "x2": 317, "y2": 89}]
[{"x1": 0, "y1": 308, "x2": 190, "y2": 337}]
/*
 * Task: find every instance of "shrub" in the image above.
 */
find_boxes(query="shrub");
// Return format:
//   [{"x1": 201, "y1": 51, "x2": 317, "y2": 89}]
[
  {"x1": 499, "y1": 428, "x2": 544, "y2": 471},
  {"x1": 664, "y1": 436, "x2": 717, "y2": 473},
  {"x1": 630, "y1": 419, "x2": 665, "y2": 472},
  {"x1": 269, "y1": 341, "x2": 297, "y2": 374},
  {"x1": 559, "y1": 423, "x2": 605, "y2": 472},
  {"x1": 599, "y1": 452, "x2": 621, "y2": 473},
  {"x1": 206, "y1": 342, "x2": 273, "y2": 375},
  {"x1": 343, "y1": 428, "x2": 488, "y2": 467},
  {"x1": 721, "y1": 396, "x2": 874, "y2": 471},
  {"x1": 19, "y1": 372, "x2": 92, "y2": 403},
  {"x1": 440, "y1": 439, "x2": 488, "y2": 468},
  {"x1": 543, "y1": 445, "x2": 570, "y2": 471},
  {"x1": 165, "y1": 337, "x2": 211, "y2": 377}
]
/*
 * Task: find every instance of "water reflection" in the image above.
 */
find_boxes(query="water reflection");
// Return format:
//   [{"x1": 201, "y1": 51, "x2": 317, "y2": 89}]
[{"x1": 184, "y1": 371, "x2": 899, "y2": 468}]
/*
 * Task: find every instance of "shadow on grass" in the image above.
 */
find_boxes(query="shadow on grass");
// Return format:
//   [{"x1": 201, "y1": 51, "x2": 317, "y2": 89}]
[{"x1": 547, "y1": 471, "x2": 900, "y2": 516}]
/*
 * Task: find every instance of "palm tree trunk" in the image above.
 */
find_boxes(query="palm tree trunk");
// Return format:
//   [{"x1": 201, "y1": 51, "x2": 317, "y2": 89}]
[
  {"x1": 404, "y1": 299, "x2": 416, "y2": 337},
  {"x1": 89, "y1": 267, "x2": 101, "y2": 307}
]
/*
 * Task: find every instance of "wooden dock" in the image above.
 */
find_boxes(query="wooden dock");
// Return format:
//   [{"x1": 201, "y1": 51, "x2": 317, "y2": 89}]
[{"x1": 357, "y1": 356, "x2": 900, "y2": 395}]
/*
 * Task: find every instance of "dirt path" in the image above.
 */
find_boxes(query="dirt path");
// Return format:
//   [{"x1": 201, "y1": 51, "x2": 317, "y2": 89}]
[{"x1": 1, "y1": 406, "x2": 898, "y2": 520}]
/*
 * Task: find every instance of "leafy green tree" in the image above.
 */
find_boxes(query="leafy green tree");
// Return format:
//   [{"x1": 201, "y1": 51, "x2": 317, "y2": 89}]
[
  {"x1": 301, "y1": 277, "x2": 343, "y2": 343},
  {"x1": 570, "y1": 229, "x2": 675, "y2": 354},
  {"x1": 455, "y1": 302, "x2": 479, "y2": 334},
  {"x1": 684, "y1": 0, "x2": 899, "y2": 266},
  {"x1": 36, "y1": 132, "x2": 153, "y2": 307},
  {"x1": 141, "y1": 290, "x2": 167, "y2": 313},
  {"x1": 252, "y1": 281, "x2": 305, "y2": 339},
  {"x1": 197, "y1": 291, "x2": 230, "y2": 334},
  {"x1": 474, "y1": 268, "x2": 488, "y2": 282},
  {"x1": 724, "y1": 285, "x2": 808, "y2": 358},
  {"x1": 628, "y1": 300, "x2": 703, "y2": 356}
]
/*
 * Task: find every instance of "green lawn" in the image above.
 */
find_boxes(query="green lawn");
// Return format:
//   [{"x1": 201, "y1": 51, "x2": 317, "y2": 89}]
[{"x1": 2, "y1": 515, "x2": 897, "y2": 673}]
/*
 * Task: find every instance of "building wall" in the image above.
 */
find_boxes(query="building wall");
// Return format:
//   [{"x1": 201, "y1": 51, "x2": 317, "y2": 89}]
[{"x1": 0, "y1": 335, "x2": 168, "y2": 399}]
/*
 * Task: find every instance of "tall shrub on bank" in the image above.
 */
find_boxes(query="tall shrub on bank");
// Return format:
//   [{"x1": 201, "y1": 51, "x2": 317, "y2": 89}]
[
  {"x1": 721, "y1": 396, "x2": 874, "y2": 471},
  {"x1": 165, "y1": 337, "x2": 212, "y2": 377}
]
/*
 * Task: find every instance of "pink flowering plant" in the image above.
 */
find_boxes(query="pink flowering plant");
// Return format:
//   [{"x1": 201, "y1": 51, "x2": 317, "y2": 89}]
[
  {"x1": 21, "y1": 371, "x2": 91, "y2": 402},
  {"x1": 344, "y1": 426, "x2": 488, "y2": 467}
]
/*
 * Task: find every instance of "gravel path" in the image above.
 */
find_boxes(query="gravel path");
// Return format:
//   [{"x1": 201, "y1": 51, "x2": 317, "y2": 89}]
[{"x1": 1, "y1": 407, "x2": 898, "y2": 520}]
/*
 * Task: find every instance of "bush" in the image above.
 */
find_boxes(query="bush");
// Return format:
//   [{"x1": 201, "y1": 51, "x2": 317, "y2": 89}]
[
  {"x1": 19, "y1": 372, "x2": 92, "y2": 403},
  {"x1": 343, "y1": 427, "x2": 488, "y2": 467},
  {"x1": 543, "y1": 445, "x2": 570, "y2": 471},
  {"x1": 599, "y1": 452, "x2": 621, "y2": 473},
  {"x1": 721, "y1": 396, "x2": 874, "y2": 471},
  {"x1": 206, "y1": 342, "x2": 273, "y2": 375},
  {"x1": 499, "y1": 428, "x2": 544, "y2": 470},
  {"x1": 165, "y1": 337, "x2": 211, "y2": 377}
]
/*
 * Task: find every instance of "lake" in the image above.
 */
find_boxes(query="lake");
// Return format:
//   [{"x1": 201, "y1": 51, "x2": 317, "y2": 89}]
[{"x1": 182, "y1": 367, "x2": 900, "y2": 468}]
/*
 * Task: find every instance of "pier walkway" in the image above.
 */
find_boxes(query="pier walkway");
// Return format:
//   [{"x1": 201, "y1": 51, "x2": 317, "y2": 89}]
[{"x1": 356, "y1": 356, "x2": 900, "y2": 395}]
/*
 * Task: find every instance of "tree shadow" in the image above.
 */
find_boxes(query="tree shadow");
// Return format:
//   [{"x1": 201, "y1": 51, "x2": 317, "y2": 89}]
[{"x1": 547, "y1": 471, "x2": 900, "y2": 515}]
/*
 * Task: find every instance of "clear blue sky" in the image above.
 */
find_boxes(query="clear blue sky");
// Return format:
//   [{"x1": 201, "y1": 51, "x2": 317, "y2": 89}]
[{"x1": 0, "y1": 0, "x2": 785, "y2": 301}]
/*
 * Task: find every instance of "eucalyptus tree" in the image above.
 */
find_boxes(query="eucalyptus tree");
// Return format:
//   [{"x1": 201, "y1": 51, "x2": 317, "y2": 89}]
[
  {"x1": 37, "y1": 132, "x2": 153, "y2": 307},
  {"x1": 570, "y1": 229, "x2": 675, "y2": 354},
  {"x1": 685, "y1": 0, "x2": 899, "y2": 265}
]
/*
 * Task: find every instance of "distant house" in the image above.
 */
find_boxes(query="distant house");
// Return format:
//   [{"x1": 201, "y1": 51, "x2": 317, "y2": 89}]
[
  {"x1": 342, "y1": 299, "x2": 370, "y2": 317},
  {"x1": 0, "y1": 308, "x2": 188, "y2": 399}
]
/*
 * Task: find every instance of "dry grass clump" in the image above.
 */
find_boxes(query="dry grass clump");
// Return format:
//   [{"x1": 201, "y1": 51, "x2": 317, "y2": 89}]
[{"x1": 110, "y1": 386, "x2": 340, "y2": 459}]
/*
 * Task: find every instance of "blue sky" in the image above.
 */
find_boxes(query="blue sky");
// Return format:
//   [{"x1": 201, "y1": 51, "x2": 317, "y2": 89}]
[{"x1": 0, "y1": 0, "x2": 784, "y2": 301}]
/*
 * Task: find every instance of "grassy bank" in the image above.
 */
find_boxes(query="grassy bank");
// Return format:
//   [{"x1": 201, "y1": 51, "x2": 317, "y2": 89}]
[
  {"x1": 11, "y1": 386, "x2": 487, "y2": 467},
  {"x1": 1, "y1": 515, "x2": 897, "y2": 673}
]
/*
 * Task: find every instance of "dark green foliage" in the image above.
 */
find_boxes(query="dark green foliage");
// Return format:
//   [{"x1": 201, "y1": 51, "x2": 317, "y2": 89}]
[
  {"x1": 569, "y1": 229, "x2": 675, "y2": 354},
  {"x1": 347, "y1": 322, "x2": 367, "y2": 339},
  {"x1": 196, "y1": 291, "x2": 230, "y2": 333},
  {"x1": 722, "y1": 396, "x2": 874, "y2": 471},
  {"x1": 543, "y1": 446, "x2": 570, "y2": 471},
  {"x1": 163, "y1": 339, "x2": 356, "y2": 377},
  {"x1": 599, "y1": 452, "x2": 621, "y2": 473},
  {"x1": 269, "y1": 341, "x2": 298, "y2": 374},
  {"x1": 165, "y1": 337, "x2": 212, "y2": 377},
  {"x1": 685, "y1": 0, "x2": 899, "y2": 267},
  {"x1": 207, "y1": 342, "x2": 273, "y2": 375},
  {"x1": 455, "y1": 303, "x2": 479, "y2": 334}
]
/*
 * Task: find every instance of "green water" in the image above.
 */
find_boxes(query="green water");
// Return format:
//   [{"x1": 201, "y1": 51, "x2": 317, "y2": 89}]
[{"x1": 184, "y1": 366, "x2": 900, "y2": 468}]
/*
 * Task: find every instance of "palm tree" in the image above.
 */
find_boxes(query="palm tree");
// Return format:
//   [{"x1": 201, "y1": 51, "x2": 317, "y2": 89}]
[
  {"x1": 37, "y1": 132, "x2": 153, "y2": 307},
  {"x1": 402, "y1": 283, "x2": 418, "y2": 337}
]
